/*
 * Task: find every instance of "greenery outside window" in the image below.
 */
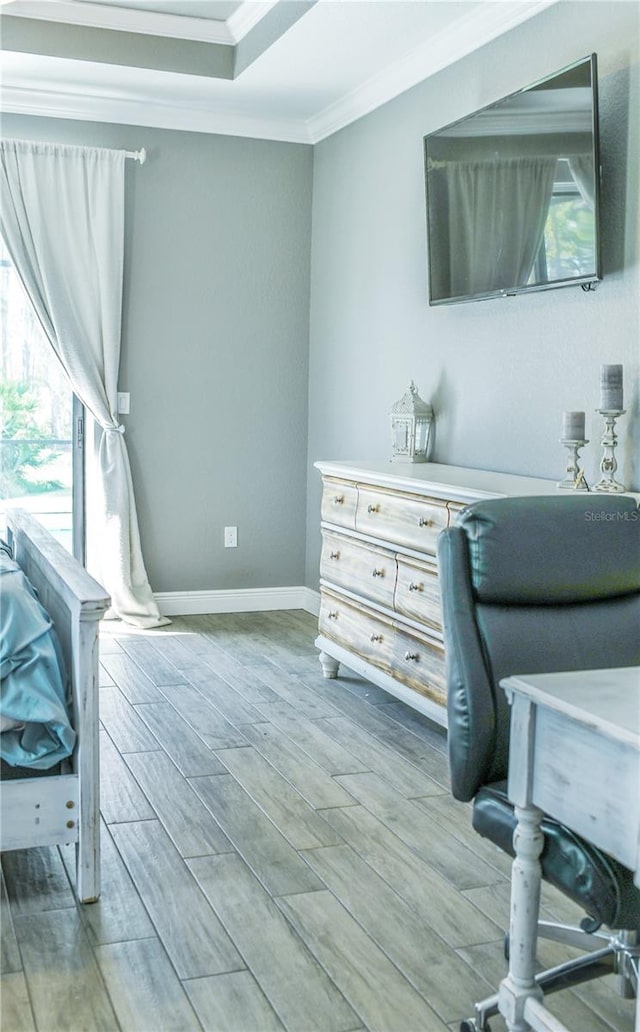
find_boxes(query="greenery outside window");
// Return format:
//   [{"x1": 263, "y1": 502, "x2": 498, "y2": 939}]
[{"x1": 0, "y1": 237, "x2": 80, "y2": 554}]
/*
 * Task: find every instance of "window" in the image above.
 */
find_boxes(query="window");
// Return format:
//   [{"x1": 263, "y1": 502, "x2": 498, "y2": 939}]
[
  {"x1": 531, "y1": 159, "x2": 597, "y2": 284},
  {"x1": 0, "y1": 237, "x2": 81, "y2": 554}
]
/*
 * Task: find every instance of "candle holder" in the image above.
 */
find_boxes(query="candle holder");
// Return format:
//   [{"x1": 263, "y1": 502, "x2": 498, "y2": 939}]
[
  {"x1": 594, "y1": 409, "x2": 626, "y2": 492},
  {"x1": 558, "y1": 439, "x2": 589, "y2": 490}
]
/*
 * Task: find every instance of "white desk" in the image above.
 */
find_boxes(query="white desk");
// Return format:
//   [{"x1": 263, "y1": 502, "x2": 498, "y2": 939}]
[{"x1": 500, "y1": 667, "x2": 640, "y2": 1032}]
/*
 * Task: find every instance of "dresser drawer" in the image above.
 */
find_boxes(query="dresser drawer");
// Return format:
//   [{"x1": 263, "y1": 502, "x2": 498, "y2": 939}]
[
  {"x1": 321, "y1": 478, "x2": 358, "y2": 530},
  {"x1": 394, "y1": 556, "x2": 442, "y2": 631},
  {"x1": 447, "y1": 500, "x2": 466, "y2": 525},
  {"x1": 318, "y1": 591, "x2": 393, "y2": 672},
  {"x1": 355, "y1": 486, "x2": 448, "y2": 554},
  {"x1": 320, "y1": 531, "x2": 396, "y2": 609},
  {"x1": 391, "y1": 626, "x2": 446, "y2": 704}
]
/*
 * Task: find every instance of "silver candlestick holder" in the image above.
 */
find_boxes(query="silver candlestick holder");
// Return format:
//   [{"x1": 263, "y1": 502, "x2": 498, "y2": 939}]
[
  {"x1": 558, "y1": 438, "x2": 589, "y2": 490},
  {"x1": 594, "y1": 409, "x2": 626, "y2": 492}
]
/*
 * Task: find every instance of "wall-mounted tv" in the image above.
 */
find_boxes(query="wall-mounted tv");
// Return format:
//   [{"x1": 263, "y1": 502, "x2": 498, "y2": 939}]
[{"x1": 424, "y1": 54, "x2": 601, "y2": 306}]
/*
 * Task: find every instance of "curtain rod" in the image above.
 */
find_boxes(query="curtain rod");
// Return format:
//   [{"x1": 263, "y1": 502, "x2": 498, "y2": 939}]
[
  {"x1": 2, "y1": 140, "x2": 147, "y2": 164},
  {"x1": 125, "y1": 148, "x2": 146, "y2": 165}
]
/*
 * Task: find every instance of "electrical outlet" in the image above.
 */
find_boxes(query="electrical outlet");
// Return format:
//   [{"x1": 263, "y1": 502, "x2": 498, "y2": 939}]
[
  {"x1": 224, "y1": 526, "x2": 238, "y2": 548},
  {"x1": 117, "y1": 392, "x2": 130, "y2": 415}
]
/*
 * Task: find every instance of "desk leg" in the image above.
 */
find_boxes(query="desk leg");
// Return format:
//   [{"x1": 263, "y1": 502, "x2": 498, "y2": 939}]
[{"x1": 499, "y1": 803, "x2": 545, "y2": 1031}]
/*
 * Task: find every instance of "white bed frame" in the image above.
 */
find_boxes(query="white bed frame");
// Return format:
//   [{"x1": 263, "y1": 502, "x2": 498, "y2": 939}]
[{"x1": 2, "y1": 509, "x2": 110, "y2": 903}]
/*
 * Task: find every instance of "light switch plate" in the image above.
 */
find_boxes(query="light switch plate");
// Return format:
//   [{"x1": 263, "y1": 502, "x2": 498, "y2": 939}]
[{"x1": 117, "y1": 392, "x2": 130, "y2": 415}]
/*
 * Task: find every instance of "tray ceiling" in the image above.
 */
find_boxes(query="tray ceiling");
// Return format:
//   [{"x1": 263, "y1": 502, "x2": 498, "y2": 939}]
[{"x1": 0, "y1": 0, "x2": 559, "y2": 143}]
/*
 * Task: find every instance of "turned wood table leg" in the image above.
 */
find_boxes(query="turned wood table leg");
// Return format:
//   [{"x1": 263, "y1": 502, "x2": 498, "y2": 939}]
[
  {"x1": 498, "y1": 691, "x2": 548, "y2": 1030},
  {"x1": 499, "y1": 802, "x2": 545, "y2": 1031},
  {"x1": 318, "y1": 651, "x2": 340, "y2": 679}
]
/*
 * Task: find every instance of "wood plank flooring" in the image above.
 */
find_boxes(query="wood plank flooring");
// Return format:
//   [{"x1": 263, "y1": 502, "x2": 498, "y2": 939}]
[{"x1": 1, "y1": 611, "x2": 635, "y2": 1032}]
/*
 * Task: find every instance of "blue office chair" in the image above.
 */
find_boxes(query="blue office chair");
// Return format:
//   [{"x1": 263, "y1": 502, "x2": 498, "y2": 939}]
[{"x1": 437, "y1": 494, "x2": 640, "y2": 1032}]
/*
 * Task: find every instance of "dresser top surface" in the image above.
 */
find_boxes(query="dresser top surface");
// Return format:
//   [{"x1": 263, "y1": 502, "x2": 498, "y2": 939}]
[{"x1": 315, "y1": 460, "x2": 563, "y2": 502}]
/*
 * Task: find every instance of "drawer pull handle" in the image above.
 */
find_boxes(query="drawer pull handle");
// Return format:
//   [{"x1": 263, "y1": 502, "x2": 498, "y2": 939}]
[
  {"x1": 370, "y1": 633, "x2": 383, "y2": 643},
  {"x1": 333, "y1": 495, "x2": 344, "y2": 505},
  {"x1": 418, "y1": 517, "x2": 432, "y2": 527},
  {"x1": 404, "y1": 651, "x2": 419, "y2": 662},
  {"x1": 372, "y1": 568, "x2": 384, "y2": 578},
  {"x1": 408, "y1": 582, "x2": 423, "y2": 592},
  {"x1": 367, "y1": 504, "x2": 379, "y2": 514},
  {"x1": 328, "y1": 611, "x2": 338, "y2": 620},
  {"x1": 329, "y1": 551, "x2": 340, "y2": 560}
]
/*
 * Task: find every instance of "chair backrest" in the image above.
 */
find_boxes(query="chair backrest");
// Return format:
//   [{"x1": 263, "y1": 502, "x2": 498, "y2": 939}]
[{"x1": 437, "y1": 494, "x2": 640, "y2": 802}]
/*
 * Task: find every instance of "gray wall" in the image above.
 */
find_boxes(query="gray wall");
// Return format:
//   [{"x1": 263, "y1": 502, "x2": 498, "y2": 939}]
[
  {"x1": 2, "y1": 114, "x2": 313, "y2": 593},
  {"x1": 305, "y1": 1, "x2": 640, "y2": 586},
  {"x1": 4, "y1": 0, "x2": 639, "y2": 601}
]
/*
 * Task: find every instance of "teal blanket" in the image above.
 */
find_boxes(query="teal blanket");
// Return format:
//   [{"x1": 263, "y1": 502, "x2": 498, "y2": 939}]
[{"x1": 0, "y1": 549, "x2": 76, "y2": 769}]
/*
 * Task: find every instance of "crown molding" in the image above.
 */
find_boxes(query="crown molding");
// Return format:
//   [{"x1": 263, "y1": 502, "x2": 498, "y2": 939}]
[
  {"x1": 0, "y1": 0, "x2": 560, "y2": 144},
  {"x1": 307, "y1": 0, "x2": 559, "y2": 143},
  {"x1": 0, "y1": 83, "x2": 313, "y2": 144},
  {"x1": 226, "y1": 0, "x2": 278, "y2": 43},
  {"x1": 0, "y1": 0, "x2": 275, "y2": 43}
]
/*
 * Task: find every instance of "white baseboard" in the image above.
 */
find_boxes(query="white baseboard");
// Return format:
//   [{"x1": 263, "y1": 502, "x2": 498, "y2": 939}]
[
  {"x1": 300, "y1": 587, "x2": 321, "y2": 616},
  {"x1": 155, "y1": 585, "x2": 321, "y2": 617}
]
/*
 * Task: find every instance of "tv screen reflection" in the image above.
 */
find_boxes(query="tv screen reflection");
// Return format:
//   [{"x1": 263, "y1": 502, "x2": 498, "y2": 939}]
[{"x1": 424, "y1": 55, "x2": 600, "y2": 305}]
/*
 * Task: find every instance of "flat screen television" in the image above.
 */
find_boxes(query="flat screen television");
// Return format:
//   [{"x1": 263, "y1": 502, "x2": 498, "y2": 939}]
[{"x1": 424, "y1": 54, "x2": 601, "y2": 306}]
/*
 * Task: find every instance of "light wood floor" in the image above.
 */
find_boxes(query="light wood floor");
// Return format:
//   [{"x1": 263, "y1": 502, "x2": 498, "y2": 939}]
[{"x1": 1, "y1": 611, "x2": 635, "y2": 1032}]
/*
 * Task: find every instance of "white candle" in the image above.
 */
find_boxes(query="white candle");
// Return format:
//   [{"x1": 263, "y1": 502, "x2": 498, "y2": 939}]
[
  {"x1": 562, "y1": 410, "x2": 585, "y2": 440},
  {"x1": 600, "y1": 364, "x2": 623, "y2": 410}
]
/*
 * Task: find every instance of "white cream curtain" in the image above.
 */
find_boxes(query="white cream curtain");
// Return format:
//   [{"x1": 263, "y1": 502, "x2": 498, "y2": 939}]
[
  {"x1": 433, "y1": 155, "x2": 558, "y2": 298},
  {"x1": 0, "y1": 138, "x2": 167, "y2": 628},
  {"x1": 568, "y1": 154, "x2": 596, "y2": 209}
]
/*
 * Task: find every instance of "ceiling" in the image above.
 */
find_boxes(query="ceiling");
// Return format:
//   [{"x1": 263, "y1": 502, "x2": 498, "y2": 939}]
[{"x1": 0, "y1": 0, "x2": 559, "y2": 143}]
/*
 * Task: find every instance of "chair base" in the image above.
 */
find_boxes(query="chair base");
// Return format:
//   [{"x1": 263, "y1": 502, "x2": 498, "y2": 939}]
[{"x1": 460, "y1": 924, "x2": 638, "y2": 1032}]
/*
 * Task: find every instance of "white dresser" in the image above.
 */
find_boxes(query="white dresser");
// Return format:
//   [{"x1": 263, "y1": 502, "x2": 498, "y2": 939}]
[{"x1": 315, "y1": 460, "x2": 565, "y2": 727}]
